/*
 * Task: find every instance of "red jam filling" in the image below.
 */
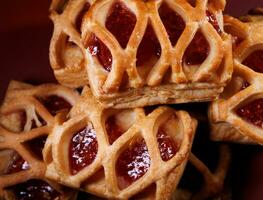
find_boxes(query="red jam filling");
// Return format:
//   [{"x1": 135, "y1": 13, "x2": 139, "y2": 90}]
[
  {"x1": 8, "y1": 179, "x2": 60, "y2": 200},
  {"x1": 105, "y1": 116, "x2": 125, "y2": 145},
  {"x1": 159, "y1": 3, "x2": 185, "y2": 46},
  {"x1": 183, "y1": 30, "x2": 210, "y2": 66},
  {"x1": 242, "y1": 50, "x2": 263, "y2": 73},
  {"x1": 105, "y1": 1, "x2": 136, "y2": 49},
  {"x1": 69, "y1": 125, "x2": 98, "y2": 175},
  {"x1": 136, "y1": 24, "x2": 161, "y2": 66},
  {"x1": 76, "y1": 2, "x2": 90, "y2": 33},
  {"x1": 157, "y1": 127, "x2": 179, "y2": 161},
  {"x1": 25, "y1": 136, "x2": 47, "y2": 160},
  {"x1": 86, "y1": 33, "x2": 113, "y2": 72},
  {"x1": 116, "y1": 139, "x2": 151, "y2": 189},
  {"x1": 37, "y1": 95, "x2": 72, "y2": 116},
  {"x1": 206, "y1": 11, "x2": 221, "y2": 34},
  {"x1": 6, "y1": 154, "x2": 30, "y2": 174},
  {"x1": 236, "y1": 99, "x2": 263, "y2": 128}
]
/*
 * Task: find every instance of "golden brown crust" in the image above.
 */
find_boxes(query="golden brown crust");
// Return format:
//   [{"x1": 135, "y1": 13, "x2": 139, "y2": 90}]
[
  {"x1": 0, "y1": 80, "x2": 79, "y2": 200},
  {"x1": 44, "y1": 87, "x2": 197, "y2": 199},
  {"x1": 209, "y1": 15, "x2": 263, "y2": 144}
]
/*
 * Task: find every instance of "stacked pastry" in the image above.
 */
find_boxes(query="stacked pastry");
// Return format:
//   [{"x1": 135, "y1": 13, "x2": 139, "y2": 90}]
[{"x1": 1, "y1": 0, "x2": 262, "y2": 199}]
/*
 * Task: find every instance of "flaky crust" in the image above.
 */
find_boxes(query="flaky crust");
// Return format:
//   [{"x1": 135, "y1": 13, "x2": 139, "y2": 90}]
[
  {"x1": 43, "y1": 87, "x2": 197, "y2": 199},
  {"x1": 209, "y1": 14, "x2": 263, "y2": 144},
  {"x1": 0, "y1": 81, "x2": 79, "y2": 199}
]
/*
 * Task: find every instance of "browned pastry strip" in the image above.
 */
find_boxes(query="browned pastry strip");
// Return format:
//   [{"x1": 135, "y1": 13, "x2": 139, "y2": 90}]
[
  {"x1": 0, "y1": 80, "x2": 79, "y2": 200},
  {"x1": 43, "y1": 87, "x2": 197, "y2": 199}
]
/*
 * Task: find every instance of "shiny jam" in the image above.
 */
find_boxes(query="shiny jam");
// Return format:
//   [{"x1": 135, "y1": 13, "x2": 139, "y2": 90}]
[
  {"x1": 106, "y1": 1, "x2": 136, "y2": 48},
  {"x1": 157, "y1": 128, "x2": 179, "y2": 161},
  {"x1": 6, "y1": 154, "x2": 30, "y2": 174},
  {"x1": 69, "y1": 125, "x2": 98, "y2": 175},
  {"x1": 25, "y1": 136, "x2": 47, "y2": 160},
  {"x1": 159, "y1": 2, "x2": 185, "y2": 46},
  {"x1": 242, "y1": 50, "x2": 263, "y2": 73},
  {"x1": 236, "y1": 99, "x2": 263, "y2": 128},
  {"x1": 105, "y1": 116, "x2": 125, "y2": 145},
  {"x1": 8, "y1": 179, "x2": 60, "y2": 200},
  {"x1": 116, "y1": 139, "x2": 151, "y2": 189},
  {"x1": 37, "y1": 95, "x2": 72, "y2": 116},
  {"x1": 183, "y1": 30, "x2": 210, "y2": 66},
  {"x1": 206, "y1": 11, "x2": 221, "y2": 34},
  {"x1": 76, "y1": 2, "x2": 90, "y2": 33},
  {"x1": 136, "y1": 24, "x2": 161, "y2": 66},
  {"x1": 86, "y1": 33, "x2": 113, "y2": 72}
]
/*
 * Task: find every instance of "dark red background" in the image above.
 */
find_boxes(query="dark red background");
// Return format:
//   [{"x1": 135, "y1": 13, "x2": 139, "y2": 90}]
[{"x1": 0, "y1": 1, "x2": 263, "y2": 200}]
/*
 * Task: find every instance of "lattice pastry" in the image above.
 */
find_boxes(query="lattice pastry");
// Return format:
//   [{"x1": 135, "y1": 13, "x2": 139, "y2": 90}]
[
  {"x1": 50, "y1": 0, "x2": 233, "y2": 108},
  {"x1": 43, "y1": 87, "x2": 197, "y2": 199},
  {"x1": 0, "y1": 81, "x2": 79, "y2": 200},
  {"x1": 209, "y1": 12, "x2": 263, "y2": 144},
  {"x1": 49, "y1": 0, "x2": 94, "y2": 88}
]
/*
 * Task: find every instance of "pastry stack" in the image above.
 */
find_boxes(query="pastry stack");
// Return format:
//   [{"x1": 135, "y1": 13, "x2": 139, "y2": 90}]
[{"x1": 0, "y1": 0, "x2": 262, "y2": 199}]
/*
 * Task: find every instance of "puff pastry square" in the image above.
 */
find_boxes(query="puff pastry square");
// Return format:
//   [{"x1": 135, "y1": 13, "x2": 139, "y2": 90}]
[
  {"x1": 0, "y1": 81, "x2": 79, "y2": 200},
  {"x1": 43, "y1": 87, "x2": 197, "y2": 199},
  {"x1": 50, "y1": 0, "x2": 233, "y2": 108},
  {"x1": 209, "y1": 11, "x2": 263, "y2": 144}
]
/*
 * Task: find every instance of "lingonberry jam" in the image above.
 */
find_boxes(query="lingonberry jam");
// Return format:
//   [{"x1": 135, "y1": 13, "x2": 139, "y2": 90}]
[
  {"x1": 6, "y1": 153, "x2": 30, "y2": 174},
  {"x1": 76, "y1": 2, "x2": 90, "y2": 33},
  {"x1": 136, "y1": 24, "x2": 161, "y2": 66},
  {"x1": 25, "y1": 136, "x2": 47, "y2": 160},
  {"x1": 69, "y1": 124, "x2": 98, "y2": 175},
  {"x1": 159, "y1": 2, "x2": 185, "y2": 46},
  {"x1": 157, "y1": 127, "x2": 179, "y2": 161},
  {"x1": 105, "y1": 116, "x2": 125, "y2": 145},
  {"x1": 242, "y1": 50, "x2": 263, "y2": 73},
  {"x1": 206, "y1": 11, "x2": 221, "y2": 34},
  {"x1": 236, "y1": 99, "x2": 263, "y2": 128},
  {"x1": 183, "y1": 30, "x2": 210, "y2": 66},
  {"x1": 86, "y1": 33, "x2": 113, "y2": 72},
  {"x1": 8, "y1": 179, "x2": 60, "y2": 200},
  {"x1": 106, "y1": 1, "x2": 136, "y2": 49},
  {"x1": 116, "y1": 139, "x2": 151, "y2": 189},
  {"x1": 37, "y1": 95, "x2": 72, "y2": 116}
]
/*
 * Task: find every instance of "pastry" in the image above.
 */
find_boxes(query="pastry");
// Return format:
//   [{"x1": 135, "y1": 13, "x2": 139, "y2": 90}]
[
  {"x1": 43, "y1": 87, "x2": 197, "y2": 199},
  {"x1": 0, "y1": 81, "x2": 79, "y2": 199},
  {"x1": 49, "y1": 0, "x2": 94, "y2": 88},
  {"x1": 50, "y1": 0, "x2": 233, "y2": 108},
  {"x1": 209, "y1": 11, "x2": 263, "y2": 144}
]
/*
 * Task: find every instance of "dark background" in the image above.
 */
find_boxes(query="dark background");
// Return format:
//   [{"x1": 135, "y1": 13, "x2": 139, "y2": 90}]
[{"x1": 0, "y1": 0, "x2": 263, "y2": 200}]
